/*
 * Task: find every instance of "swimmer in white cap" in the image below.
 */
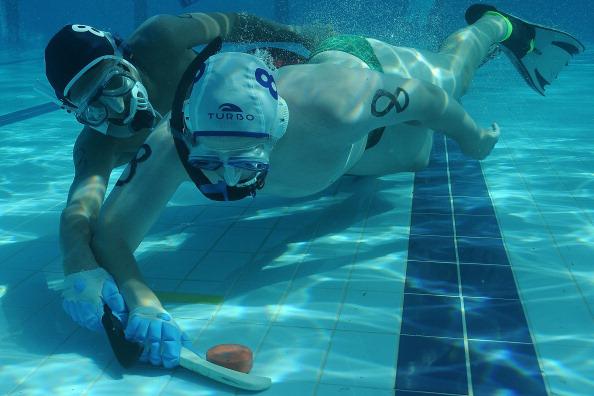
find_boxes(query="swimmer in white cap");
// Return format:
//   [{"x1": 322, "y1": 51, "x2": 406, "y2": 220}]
[{"x1": 91, "y1": 4, "x2": 584, "y2": 368}]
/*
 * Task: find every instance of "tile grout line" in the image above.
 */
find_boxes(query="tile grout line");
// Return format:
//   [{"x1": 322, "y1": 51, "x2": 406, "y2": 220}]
[
  {"x1": 449, "y1": 134, "x2": 548, "y2": 395},
  {"x1": 311, "y1": 179, "x2": 378, "y2": 396},
  {"x1": 445, "y1": 136, "x2": 474, "y2": 396},
  {"x1": 233, "y1": 181, "x2": 351, "y2": 396},
  {"x1": 159, "y1": 202, "x2": 282, "y2": 396},
  {"x1": 483, "y1": 138, "x2": 583, "y2": 396},
  {"x1": 496, "y1": 138, "x2": 594, "y2": 321}
]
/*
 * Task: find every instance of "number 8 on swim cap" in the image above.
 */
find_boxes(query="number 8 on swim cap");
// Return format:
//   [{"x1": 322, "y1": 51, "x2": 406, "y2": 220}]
[
  {"x1": 71, "y1": 24, "x2": 106, "y2": 37},
  {"x1": 44, "y1": 24, "x2": 122, "y2": 102}
]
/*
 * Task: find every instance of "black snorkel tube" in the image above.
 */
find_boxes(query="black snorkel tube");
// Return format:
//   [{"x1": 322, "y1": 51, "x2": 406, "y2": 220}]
[
  {"x1": 170, "y1": 36, "x2": 223, "y2": 135},
  {"x1": 170, "y1": 37, "x2": 267, "y2": 202}
]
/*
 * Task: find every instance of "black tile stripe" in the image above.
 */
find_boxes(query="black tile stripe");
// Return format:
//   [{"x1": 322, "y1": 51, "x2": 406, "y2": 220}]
[
  {"x1": 0, "y1": 102, "x2": 59, "y2": 127},
  {"x1": 395, "y1": 134, "x2": 547, "y2": 395},
  {"x1": 0, "y1": 56, "x2": 42, "y2": 66}
]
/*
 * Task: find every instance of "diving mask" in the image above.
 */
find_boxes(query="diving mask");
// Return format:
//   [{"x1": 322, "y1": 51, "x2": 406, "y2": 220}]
[{"x1": 68, "y1": 60, "x2": 160, "y2": 135}]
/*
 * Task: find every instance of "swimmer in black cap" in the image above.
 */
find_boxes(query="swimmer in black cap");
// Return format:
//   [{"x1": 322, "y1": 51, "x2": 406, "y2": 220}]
[{"x1": 45, "y1": 13, "x2": 330, "y2": 337}]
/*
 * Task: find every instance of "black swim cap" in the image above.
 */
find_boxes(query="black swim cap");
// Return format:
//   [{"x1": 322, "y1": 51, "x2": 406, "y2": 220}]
[{"x1": 45, "y1": 24, "x2": 119, "y2": 100}]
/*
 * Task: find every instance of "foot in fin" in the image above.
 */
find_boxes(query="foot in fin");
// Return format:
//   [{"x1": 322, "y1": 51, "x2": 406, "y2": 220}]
[{"x1": 465, "y1": 4, "x2": 586, "y2": 95}]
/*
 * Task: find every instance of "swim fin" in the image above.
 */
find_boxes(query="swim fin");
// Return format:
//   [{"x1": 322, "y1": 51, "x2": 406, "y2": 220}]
[{"x1": 465, "y1": 4, "x2": 585, "y2": 96}]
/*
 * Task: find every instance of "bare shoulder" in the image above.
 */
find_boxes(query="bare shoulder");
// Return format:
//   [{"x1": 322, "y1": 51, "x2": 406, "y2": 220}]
[
  {"x1": 127, "y1": 14, "x2": 180, "y2": 53},
  {"x1": 277, "y1": 64, "x2": 346, "y2": 110}
]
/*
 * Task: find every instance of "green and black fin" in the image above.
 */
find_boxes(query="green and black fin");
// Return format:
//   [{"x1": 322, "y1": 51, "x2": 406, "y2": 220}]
[{"x1": 466, "y1": 4, "x2": 585, "y2": 95}]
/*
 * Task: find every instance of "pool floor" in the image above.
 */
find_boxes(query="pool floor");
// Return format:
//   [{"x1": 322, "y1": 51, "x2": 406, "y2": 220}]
[{"x1": 0, "y1": 46, "x2": 593, "y2": 395}]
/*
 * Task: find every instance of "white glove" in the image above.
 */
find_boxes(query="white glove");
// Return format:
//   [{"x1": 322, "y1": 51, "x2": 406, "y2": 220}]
[
  {"x1": 125, "y1": 306, "x2": 191, "y2": 368},
  {"x1": 62, "y1": 267, "x2": 127, "y2": 331}
]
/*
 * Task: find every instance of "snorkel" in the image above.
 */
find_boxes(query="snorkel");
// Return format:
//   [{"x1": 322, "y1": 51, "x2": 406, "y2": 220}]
[
  {"x1": 105, "y1": 77, "x2": 160, "y2": 134},
  {"x1": 170, "y1": 37, "x2": 270, "y2": 201},
  {"x1": 42, "y1": 24, "x2": 160, "y2": 137}
]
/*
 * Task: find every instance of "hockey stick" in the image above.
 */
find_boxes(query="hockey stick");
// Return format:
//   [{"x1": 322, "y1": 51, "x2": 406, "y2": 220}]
[{"x1": 102, "y1": 305, "x2": 272, "y2": 391}]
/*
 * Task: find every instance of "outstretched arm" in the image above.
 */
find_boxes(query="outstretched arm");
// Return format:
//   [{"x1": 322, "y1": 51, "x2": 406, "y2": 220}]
[
  {"x1": 91, "y1": 121, "x2": 187, "y2": 310},
  {"x1": 136, "y1": 12, "x2": 326, "y2": 51},
  {"x1": 61, "y1": 129, "x2": 116, "y2": 275},
  {"x1": 91, "y1": 121, "x2": 191, "y2": 367},
  {"x1": 301, "y1": 65, "x2": 499, "y2": 159},
  {"x1": 59, "y1": 129, "x2": 130, "y2": 332}
]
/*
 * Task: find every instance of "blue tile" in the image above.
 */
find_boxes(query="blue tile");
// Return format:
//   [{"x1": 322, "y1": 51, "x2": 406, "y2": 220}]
[
  {"x1": 450, "y1": 180, "x2": 489, "y2": 198},
  {"x1": 413, "y1": 180, "x2": 450, "y2": 197},
  {"x1": 457, "y1": 237, "x2": 509, "y2": 265},
  {"x1": 449, "y1": 162, "x2": 484, "y2": 179},
  {"x1": 405, "y1": 261, "x2": 459, "y2": 296},
  {"x1": 408, "y1": 235, "x2": 456, "y2": 263},
  {"x1": 460, "y1": 264, "x2": 519, "y2": 300},
  {"x1": 453, "y1": 196, "x2": 496, "y2": 216},
  {"x1": 464, "y1": 298, "x2": 531, "y2": 343},
  {"x1": 445, "y1": 137, "x2": 463, "y2": 154},
  {"x1": 455, "y1": 215, "x2": 501, "y2": 238},
  {"x1": 432, "y1": 133, "x2": 446, "y2": 150},
  {"x1": 396, "y1": 335, "x2": 468, "y2": 395},
  {"x1": 411, "y1": 195, "x2": 452, "y2": 215},
  {"x1": 416, "y1": 162, "x2": 447, "y2": 175},
  {"x1": 414, "y1": 166, "x2": 448, "y2": 178},
  {"x1": 469, "y1": 340, "x2": 547, "y2": 396},
  {"x1": 410, "y1": 213, "x2": 454, "y2": 236},
  {"x1": 395, "y1": 391, "x2": 463, "y2": 396},
  {"x1": 446, "y1": 150, "x2": 471, "y2": 162},
  {"x1": 401, "y1": 294, "x2": 463, "y2": 338},
  {"x1": 426, "y1": 157, "x2": 447, "y2": 170}
]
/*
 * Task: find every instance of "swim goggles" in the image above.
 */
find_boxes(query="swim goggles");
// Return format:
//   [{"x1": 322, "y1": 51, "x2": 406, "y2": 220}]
[{"x1": 188, "y1": 144, "x2": 271, "y2": 187}]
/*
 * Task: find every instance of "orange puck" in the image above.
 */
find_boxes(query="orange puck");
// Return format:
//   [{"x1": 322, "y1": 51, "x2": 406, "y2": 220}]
[{"x1": 206, "y1": 344, "x2": 253, "y2": 373}]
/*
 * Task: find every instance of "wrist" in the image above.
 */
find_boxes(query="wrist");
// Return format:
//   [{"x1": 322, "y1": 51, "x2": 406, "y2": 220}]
[
  {"x1": 62, "y1": 254, "x2": 99, "y2": 276},
  {"x1": 120, "y1": 279, "x2": 163, "y2": 311}
]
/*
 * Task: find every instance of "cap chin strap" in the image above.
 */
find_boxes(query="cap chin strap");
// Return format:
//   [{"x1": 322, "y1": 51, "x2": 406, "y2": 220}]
[{"x1": 170, "y1": 36, "x2": 223, "y2": 134}]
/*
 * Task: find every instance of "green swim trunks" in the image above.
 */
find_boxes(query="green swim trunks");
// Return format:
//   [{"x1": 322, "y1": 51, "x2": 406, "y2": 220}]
[
  {"x1": 310, "y1": 34, "x2": 386, "y2": 150},
  {"x1": 310, "y1": 34, "x2": 384, "y2": 73}
]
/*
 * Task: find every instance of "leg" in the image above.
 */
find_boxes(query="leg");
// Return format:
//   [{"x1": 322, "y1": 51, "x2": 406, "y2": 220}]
[
  {"x1": 368, "y1": 13, "x2": 508, "y2": 97},
  {"x1": 436, "y1": 13, "x2": 509, "y2": 97}
]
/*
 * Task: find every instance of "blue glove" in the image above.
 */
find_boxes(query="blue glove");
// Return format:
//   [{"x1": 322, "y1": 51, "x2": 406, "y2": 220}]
[
  {"x1": 62, "y1": 268, "x2": 127, "y2": 332},
  {"x1": 125, "y1": 306, "x2": 191, "y2": 368}
]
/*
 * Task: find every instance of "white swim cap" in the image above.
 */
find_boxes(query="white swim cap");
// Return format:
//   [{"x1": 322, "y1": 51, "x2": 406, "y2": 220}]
[{"x1": 183, "y1": 52, "x2": 289, "y2": 143}]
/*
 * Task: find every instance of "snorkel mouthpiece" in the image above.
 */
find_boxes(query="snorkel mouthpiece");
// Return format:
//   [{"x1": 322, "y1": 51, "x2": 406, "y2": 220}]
[
  {"x1": 130, "y1": 109, "x2": 158, "y2": 131},
  {"x1": 223, "y1": 165, "x2": 243, "y2": 186},
  {"x1": 122, "y1": 82, "x2": 156, "y2": 127}
]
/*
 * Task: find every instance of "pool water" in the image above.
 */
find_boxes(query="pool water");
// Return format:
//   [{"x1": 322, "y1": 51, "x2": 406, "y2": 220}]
[{"x1": 1, "y1": 1, "x2": 593, "y2": 395}]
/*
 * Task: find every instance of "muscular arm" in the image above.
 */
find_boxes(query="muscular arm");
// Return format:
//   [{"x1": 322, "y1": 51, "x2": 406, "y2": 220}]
[
  {"x1": 135, "y1": 12, "x2": 317, "y2": 51},
  {"x1": 60, "y1": 129, "x2": 117, "y2": 275},
  {"x1": 300, "y1": 65, "x2": 496, "y2": 159},
  {"x1": 91, "y1": 122, "x2": 188, "y2": 310}
]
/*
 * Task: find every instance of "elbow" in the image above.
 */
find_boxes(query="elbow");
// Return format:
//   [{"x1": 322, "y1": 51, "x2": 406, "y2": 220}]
[{"x1": 416, "y1": 82, "x2": 450, "y2": 124}]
